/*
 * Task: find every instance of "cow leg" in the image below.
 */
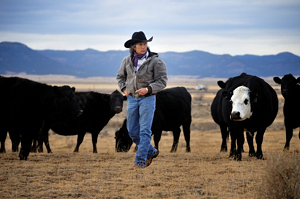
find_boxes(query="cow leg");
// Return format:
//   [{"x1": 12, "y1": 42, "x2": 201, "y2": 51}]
[
  {"x1": 74, "y1": 132, "x2": 85, "y2": 152},
  {"x1": 246, "y1": 131, "x2": 255, "y2": 157},
  {"x1": 220, "y1": 125, "x2": 228, "y2": 152},
  {"x1": 31, "y1": 137, "x2": 38, "y2": 153},
  {"x1": 255, "y1": 129, "x2": 266, "y2": 159},
  {"x1": 41, "y1": 132, "x2": 52, "y2": 153},
  {"x1": 8, "y1": 131, "x2": 20, "y2": 152},
  {"x1": 0, "y1": 131, "x2": 7, "y2": 153},
  {"x1": 171, "y1": 128, "x2": 181, "y2": 152},
  {"x1": 235, "y1": 131, "x2": 244, "y2": 161},
  {"x1": 284, "y1": 126, "x2": 293, "y2": 150},
  {"x1": 153, "y1": 130, "x2": 162, "y2": 151},
  {"x1": 229, "y1": 130, "x2": 236, "y2": 158},
  {"x1": 91, "y1": 132, "x2": 99, "y2": 153},
  {"x1": 183, "y1": 122, "x2": 191, "y2": 152}
]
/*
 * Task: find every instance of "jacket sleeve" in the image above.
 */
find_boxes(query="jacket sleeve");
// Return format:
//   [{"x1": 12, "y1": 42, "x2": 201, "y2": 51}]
[
  {"x1": 116, "y1": 58, "x2": 127, "y2": 92},
  {"x1": 149, "y1": 58, "x2": 168, "y2": 94}
]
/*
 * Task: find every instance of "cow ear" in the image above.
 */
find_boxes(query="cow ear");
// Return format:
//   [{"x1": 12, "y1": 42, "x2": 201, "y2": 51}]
[
  {"x1": 217, "y1": 81, "x2": 226, "y2": 88},
  {"x1": 273, "y1": 77, "x2": 282, "y2": 84},
  {"x1": 296, "y1": 77, "x2": 300, "y2": 85},
  {"x1": 72, "y1": 87, "x2": 76, "y2": 92}
]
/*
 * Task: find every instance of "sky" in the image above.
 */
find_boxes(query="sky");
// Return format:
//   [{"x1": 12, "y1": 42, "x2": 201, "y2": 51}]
[{"x1": 0, "y1": 0, "x2": 300, "y2": 56}]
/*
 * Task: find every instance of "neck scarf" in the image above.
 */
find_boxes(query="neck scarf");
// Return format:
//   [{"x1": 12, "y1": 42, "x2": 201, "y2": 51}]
[{"x1": 132, "y1": 51, "x2": 147, "y2": 67}]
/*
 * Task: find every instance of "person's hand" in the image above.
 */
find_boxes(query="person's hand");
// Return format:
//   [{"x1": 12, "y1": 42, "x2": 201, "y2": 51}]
[
  {"x1": 135, "y1": 88, "x2": 148, "y2": 96},
  {"x1": 124, "y1": 90, "x2": 130, "y2": 97}
]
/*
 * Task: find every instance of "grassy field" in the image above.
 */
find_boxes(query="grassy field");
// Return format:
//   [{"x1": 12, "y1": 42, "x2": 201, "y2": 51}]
[{"x1": 0, "y1": 75, "x2": 299, "y2": 198}]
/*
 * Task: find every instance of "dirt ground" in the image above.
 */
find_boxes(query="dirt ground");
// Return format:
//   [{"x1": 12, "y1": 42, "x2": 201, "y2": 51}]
[{"x1": 0, "y1": 76, "x2": 299, "y2": 198}]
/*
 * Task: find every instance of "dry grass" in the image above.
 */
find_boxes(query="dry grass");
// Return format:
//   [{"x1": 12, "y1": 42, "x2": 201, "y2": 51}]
[{"x1": 0, "y1": 75, "x2": 299, "y2": 199}]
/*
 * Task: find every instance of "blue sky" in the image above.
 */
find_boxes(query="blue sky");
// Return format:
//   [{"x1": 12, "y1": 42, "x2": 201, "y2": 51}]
[{"x1": 1, "y1": 0, "x2": 300, "y2": 56}]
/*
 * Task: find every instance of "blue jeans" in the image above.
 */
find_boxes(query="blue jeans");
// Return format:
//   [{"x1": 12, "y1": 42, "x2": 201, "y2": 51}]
[{"x1": 126, "y1": 95, "x2": 157, "y2": 168}]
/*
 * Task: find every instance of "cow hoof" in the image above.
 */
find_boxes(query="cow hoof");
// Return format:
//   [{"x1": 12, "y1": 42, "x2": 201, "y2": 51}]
[
  {"x1": 229, "y1": 150, "x2": 236, "y2": 158},
  {"x1": 234, "y1": 154, "x2": 242, "y2": 161},
  {"x1": 19, "y1": 154, "x2": 28, "y2": 160},
  {"x1": 249, "y1": 150, "x2": 255, "y2": 157},
  {"x1": 255, "y1": 153, "x2": 263, "y2": 159},
  {"x1": 249, "y1": 152, "x2": 255, "y2": 157},
  {"x1": 186, "y1": 148, "x2": 191, "y2": 153},
  {"x1": 283, "y1": 146, "x2": 290, "y2": 151},
  {"x1": 220, "y1": 146, "x2": 227, "y2": 152}
]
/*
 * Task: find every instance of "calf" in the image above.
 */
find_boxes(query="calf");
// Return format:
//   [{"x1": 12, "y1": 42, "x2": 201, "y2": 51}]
[
  {"x1": 0, "y1": 76, "x2": 82, "y2": 160},
  {"x1": 38, "y1": 90, "x2": 126, "y2": 153},
  {"x1": 215, "y1": 73, "x2": 278, "y2": 160},
  {"x1": 273, "y1": 74, "x2": 300, "y2": 150},
  {"x1": 115, "y1": 87, "x2": 192, "y2": 153}
]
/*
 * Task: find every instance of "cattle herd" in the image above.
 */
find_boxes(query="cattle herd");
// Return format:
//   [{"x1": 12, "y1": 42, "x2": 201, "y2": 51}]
[{"x1": 0, "y1": 73, "x2": 299, "y2": 161}]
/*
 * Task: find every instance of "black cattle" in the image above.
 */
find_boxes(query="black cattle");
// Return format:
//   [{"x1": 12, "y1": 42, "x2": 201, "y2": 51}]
[
  {"x1": 38, "y1": 90, "x2": 126, "y2": 153},
  {"x1": 0, "y1": 76, "x2": 82, "y2": 160},
  {"x1": 211, "y1": 83, "x2": 249, "y2": 154},
  {"x1": 211, "y1": 87, "x2": 230, "y2": 152},
  {"x1": 273, "y1": 74, "x2": 300, "y2": 150},
  {"x1": 115, "y1": 87, "x2": 192, "y2": 153},
  {"x1": 213, "y1": 73, "x2": 278, "y2": 160}
]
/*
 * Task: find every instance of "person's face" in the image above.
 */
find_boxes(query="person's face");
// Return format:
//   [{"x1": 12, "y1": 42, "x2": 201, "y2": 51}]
[{"x1": 134, "y1": 42, "x2": 147, "y2": 54}]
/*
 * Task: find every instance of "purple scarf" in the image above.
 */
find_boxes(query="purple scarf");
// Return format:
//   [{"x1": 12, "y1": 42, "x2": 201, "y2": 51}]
[{"x1": 132, "y1": 51, "x2": 147, "y2": 67}]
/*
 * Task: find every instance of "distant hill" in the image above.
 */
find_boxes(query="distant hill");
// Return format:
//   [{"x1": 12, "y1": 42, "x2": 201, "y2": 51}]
[{"x1": 1, "y1": 41, "x2": 299, "y2": 78}]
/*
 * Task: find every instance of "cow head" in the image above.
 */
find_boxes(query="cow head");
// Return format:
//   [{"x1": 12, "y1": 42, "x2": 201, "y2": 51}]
[
  {"x1": 115, "y1": 119, "x2": 133, "y2": 152},
  {"x1": 53, "y1": 86, "x2": 83, "y2": 117},
  {"x1": 110, "y1": 90, "x2": 127, "y2": 114},
  {"x1": 273, "y1": 74, "x2": 300, "y2": 98},
  {"x1": 225, "y1": 86, "x2": 258, "y2": 121}
]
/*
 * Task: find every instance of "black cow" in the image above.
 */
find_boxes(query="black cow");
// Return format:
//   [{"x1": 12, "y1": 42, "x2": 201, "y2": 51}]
[
  {"x1": 212, "y1": 73, "x2": 278, "y2": 160},
  {"x1": 211, "y1": 82, "x2": 249, "y2": 154},
  {"x1": 0, "y1": 76, "x2": 82, "y2": 160},
  {"x1": 37, "y1": 90, "x2": 126, "y2": 153},
  {"x1": 115, "y1": 87, "x2": 192, "y2": 153},
  {"x1": 211, "y1": 87, "x2": 231, "y2": 152},
  {"x1": 273, "y1": 74, "x2": 300, "y2": 150}
]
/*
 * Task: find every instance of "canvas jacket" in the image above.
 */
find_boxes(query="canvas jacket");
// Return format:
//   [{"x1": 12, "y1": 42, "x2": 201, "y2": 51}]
[{"x1": 116, "y1": 51, "x2": 167, "y2": 97}]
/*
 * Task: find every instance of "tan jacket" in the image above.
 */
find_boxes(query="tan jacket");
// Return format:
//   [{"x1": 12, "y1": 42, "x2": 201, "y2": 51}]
[{"x1": 116, "y1": 52, "x2": 167, "y2": 96}]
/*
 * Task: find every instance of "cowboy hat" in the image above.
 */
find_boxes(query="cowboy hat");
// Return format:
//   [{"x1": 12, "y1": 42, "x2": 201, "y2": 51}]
[{"x1": 124, "y1": 31, "x2": 153, "y2": 48}]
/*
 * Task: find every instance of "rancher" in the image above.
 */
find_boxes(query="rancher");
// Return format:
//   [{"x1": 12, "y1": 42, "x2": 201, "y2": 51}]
[{"x1": 116, "y1": 31, "x2": 168, "y2": 169}]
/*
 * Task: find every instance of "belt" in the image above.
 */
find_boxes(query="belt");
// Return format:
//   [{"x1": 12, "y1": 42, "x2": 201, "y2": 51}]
[{"x1": 129, "y1": 93, "x2": 153, "y2": 98}]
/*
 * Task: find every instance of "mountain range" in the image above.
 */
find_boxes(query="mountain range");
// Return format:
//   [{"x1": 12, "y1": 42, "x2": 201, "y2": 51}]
[{"x1": 0, "y1": 41, "x2": 299, "y2": 78}]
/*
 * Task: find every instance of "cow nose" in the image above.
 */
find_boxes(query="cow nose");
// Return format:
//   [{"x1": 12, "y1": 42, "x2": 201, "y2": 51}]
[
  {"x1": 231, "y1": 111, "x2": 241, "y2": 120},
  {"x1": 282, "y1": 89, "x2": 288, "y2": 95},
  {"x1": 115, "y1": 106, "x2": 122, "y2": 113},
  {"x1": 77, "y1": 109, "x2": 83, "y2": 116}
]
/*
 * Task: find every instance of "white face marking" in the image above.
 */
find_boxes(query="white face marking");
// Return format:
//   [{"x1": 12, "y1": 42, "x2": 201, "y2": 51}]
[{"x1": 230, "y1": 86, "x2": 252, "y2": 121}]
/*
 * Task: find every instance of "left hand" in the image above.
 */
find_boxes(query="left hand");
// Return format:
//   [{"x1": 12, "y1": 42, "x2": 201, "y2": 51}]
[{"x1": 135, "y1": 88, "x2": 148, "y2": 96}]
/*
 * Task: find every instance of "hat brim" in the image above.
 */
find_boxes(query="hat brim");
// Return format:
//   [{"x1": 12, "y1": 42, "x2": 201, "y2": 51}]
[{"x1": 124, "y1": 37, "x2": 153, "y2": 48}]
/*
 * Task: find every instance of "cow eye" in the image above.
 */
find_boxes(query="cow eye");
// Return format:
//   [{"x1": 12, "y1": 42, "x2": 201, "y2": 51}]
[{"x1": 244, "y1": 99, "x2": 248, "y2": 105}]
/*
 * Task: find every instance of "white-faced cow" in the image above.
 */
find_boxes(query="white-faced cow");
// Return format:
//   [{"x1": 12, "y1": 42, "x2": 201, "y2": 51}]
[
  {"x1": 273, "y1": 74, "x2": 300, "y2": 150},
  {"x1": 214, "y1": 73, "x2": 278, "y2": 161},
  {"x1": 0, "y1": 76, "x2": 82, "y2": 160},
  {"x1": 211, "y1": 81, "x2": 250, "y2": 154},
  {"x1": 37, "y1": 90, "x2": 126, "y2": 153},
  {"x1": 115, "y1": 87, "x2": 192, "y2": 153}
]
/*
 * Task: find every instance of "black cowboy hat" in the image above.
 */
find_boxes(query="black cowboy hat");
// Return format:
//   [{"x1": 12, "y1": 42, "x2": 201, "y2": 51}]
[{"x1": 124, "y1": 31, "x2": 153, "y2": 48}]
